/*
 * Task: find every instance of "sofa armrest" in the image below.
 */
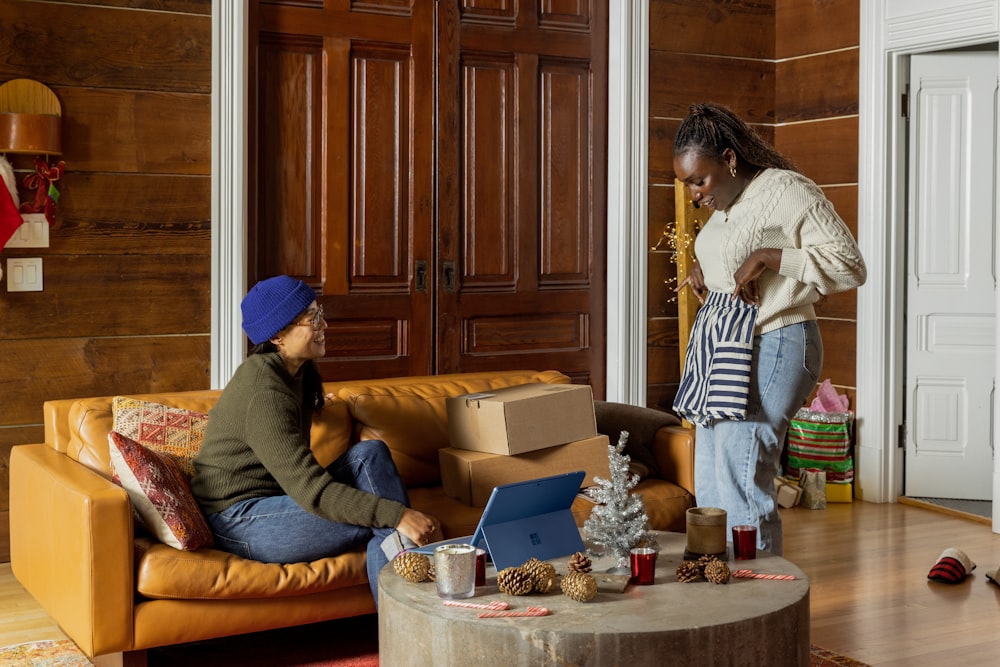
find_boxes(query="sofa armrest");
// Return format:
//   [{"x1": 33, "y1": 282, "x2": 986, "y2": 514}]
[
  {"x1": 650, "y1": 425, "x2": 696, "y2": 498},
  {"x1": 10, "y1": 444, "x2": 135, "y2": 657}
]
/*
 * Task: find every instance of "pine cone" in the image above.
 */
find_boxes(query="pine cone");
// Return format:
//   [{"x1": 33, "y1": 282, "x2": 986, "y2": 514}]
[
  {"x1": 561, "y1": 571, "x2": 598, "y2": 602},
  {"x1": 393, "y1": 551, "x2": 431, "y2": 583},
  {"x1": 696, "y1": 554, "x2": 716, "y2": 574},
  {"x1": 497, "y1": 566, "x2": 534, "y2": 596},
  {"x1": 522, "y1": 558, "x2": 558, "y2": 593},
  {"x1": 567, "y1": 551, "x2": 592, "y2": 573},
  {"x1": 676, "y1": 560, "x2": 702, "y2": 583},
  {"x1": 704, "y1": 559, "x2": 731, "y2": 585}
]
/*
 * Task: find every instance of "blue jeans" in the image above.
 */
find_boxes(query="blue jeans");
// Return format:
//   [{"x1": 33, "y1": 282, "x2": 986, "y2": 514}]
[
  {"x1": 204, "y1": 439, "x2": 410, "y2": 603},
  {"x1": 693, "y1": 321, "x2": 822, "y2": 556}
]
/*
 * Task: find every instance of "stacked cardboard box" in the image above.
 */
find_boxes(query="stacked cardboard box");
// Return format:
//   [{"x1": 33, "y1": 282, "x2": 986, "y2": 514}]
[{"x1": 441, "y1": 383, "x2": 603, "y2": 506}]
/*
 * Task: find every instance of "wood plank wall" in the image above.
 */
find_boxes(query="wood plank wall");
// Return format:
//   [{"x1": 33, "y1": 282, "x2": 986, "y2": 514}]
[
  {"x1": 0, "y1": 0, "x2": 213, "y2": 561},
  {"x1": 646, "y1": 0, "x2": 861, "y2": 412}
]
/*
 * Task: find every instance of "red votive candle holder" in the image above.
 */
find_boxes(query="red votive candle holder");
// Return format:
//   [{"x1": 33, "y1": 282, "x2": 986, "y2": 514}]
[
  {"x1": 475, "y1": 548, "x2": 487, "y2": 586},
  {"x1": 630, "y1": 547, "x2": 657, "y2": 585},
  {"x1": 732, "y1": 525, "x2": 757, "y2": 560}
]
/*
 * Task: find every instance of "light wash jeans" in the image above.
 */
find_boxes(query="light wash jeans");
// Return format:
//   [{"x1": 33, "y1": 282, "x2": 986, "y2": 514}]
[
  {"x1": 205, "y1": 439, "x2": 410, "y2": 603},
  {"x1": 693, "y1": 320, "x2": 822, "y2": 556}
]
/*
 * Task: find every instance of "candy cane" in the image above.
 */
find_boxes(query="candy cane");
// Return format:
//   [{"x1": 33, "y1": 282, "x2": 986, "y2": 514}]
[
  {"x1": 732, "y1": 569, "x2": 797, "y2": 581},
  {"x1": 478, "y1": 606, "x2": 550, "y2": 618},
  {"x1": 443, "y1": 599, "x2": 510, "y2": 610}
]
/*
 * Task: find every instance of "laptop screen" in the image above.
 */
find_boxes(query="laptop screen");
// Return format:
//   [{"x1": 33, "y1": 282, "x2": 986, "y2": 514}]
[{"x1": 412, "y1": 470, "x2": 586, "y2": 567}]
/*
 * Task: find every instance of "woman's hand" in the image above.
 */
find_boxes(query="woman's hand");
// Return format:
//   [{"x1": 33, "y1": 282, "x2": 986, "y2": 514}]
[
  {"x1": 396, "y1": 508, "x2": 441, "y2": 547},
  {"x1": 732, "y1": 249, "x2": 781, "y2": 305},
  {"x1": 676, "y1": 263, "x2": 706, "y2": 304}
]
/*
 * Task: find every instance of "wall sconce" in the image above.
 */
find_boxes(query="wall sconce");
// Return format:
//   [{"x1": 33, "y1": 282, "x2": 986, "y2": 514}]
[{"x1": 0, "y1": 78, "x2": 64, "y2": 253}]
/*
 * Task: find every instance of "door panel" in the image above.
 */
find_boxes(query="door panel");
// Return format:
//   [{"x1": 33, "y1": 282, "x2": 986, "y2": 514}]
[
  {"x1": 253, "y1": 1, "x2": 435, "y2": 380},
  {"x1": 256, "y1": 34, "x2": 325, "y2": 281},
  {"x1": 437, "y1": 1, "x2": 607, "y2": 390},
  {"x1": 905, "y1": 52, "x2": 998, "y2": 500}
]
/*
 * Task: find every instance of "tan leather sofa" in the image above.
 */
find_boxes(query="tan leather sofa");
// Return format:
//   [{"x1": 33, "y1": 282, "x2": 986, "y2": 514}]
[{"x1": 10, "y1": 370, "x2": 694, "y2": 665}]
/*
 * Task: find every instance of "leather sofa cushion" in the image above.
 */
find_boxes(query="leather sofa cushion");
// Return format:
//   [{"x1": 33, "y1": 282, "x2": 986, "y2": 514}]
[
  {"x1": 135, "y1": 538, "x2": 368, "y2": 600},
  {"x1": 335, "y1": 370, "x2": 570, "y2": 487},
  {"x1": 594, "y1": 400, "x2": 681, "y2": 478},
  {"x1": 60, "y1": 391, "x2": 223, "y2": 477},
  {"x1": 49, "y1": 391, "x2": 353, "y2": 477},
  {"x1": 631, "y1": 478, "x2": 695, "y2": 533}
]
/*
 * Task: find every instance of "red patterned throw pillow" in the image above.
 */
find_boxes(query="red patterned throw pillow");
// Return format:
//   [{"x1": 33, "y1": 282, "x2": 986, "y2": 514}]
[
  {"x1": 112, "y1": 396, "x2": 208, "y2": 479},
  {"x1": 108, "y1": 430, "x2": 214, "y2": 550}
]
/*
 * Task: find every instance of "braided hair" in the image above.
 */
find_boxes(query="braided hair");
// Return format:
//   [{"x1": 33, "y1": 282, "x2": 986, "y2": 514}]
[{"x1": 673, "y1": 103, "x2": 797, "y2": 172}]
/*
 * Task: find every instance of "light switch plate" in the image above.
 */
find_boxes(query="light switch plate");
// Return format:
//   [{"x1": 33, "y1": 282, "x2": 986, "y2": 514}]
[
  {"x1": 4, "y1": 213, "x2": 50, "y2": 248},
  {"x1": 6, "y1": 257, "x2": 43, "y2": 292}
]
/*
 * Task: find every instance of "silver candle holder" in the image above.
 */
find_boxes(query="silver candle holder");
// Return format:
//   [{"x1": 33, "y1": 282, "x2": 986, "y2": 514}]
[{"x1": 434, "y1": 543, "x2": 477, "y2": 599}]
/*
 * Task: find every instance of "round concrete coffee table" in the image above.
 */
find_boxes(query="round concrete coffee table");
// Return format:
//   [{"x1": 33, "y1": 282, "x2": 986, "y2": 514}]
[{"x1": 379, "y1": 531, "x2": 809, "y2": 666}]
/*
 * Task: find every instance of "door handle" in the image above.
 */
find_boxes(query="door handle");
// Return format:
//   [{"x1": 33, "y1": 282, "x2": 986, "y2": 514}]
[
  {"x1": 415, "y1": 260, "x2": 427, "y2": 293},
  {"x1": 442, "y1": 260, "x2": 456, "y2": 293}
]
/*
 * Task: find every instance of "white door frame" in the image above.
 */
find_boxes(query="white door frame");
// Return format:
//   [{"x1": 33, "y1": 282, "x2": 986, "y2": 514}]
[
  {"x1": 857, "y1": 0, "x2": 999, "y2": 530},
  {"x1": 605, "y1": 1, "x2": 649, "y2": 406},
  {"x1": 210, "y1": 0, "x2": 250, "y2": 388}
]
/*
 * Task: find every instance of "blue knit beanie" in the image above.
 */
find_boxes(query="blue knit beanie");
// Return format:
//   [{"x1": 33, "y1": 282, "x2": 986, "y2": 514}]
[{"x1": 241, "y1": 275, "x2": 317, "y2": 345}]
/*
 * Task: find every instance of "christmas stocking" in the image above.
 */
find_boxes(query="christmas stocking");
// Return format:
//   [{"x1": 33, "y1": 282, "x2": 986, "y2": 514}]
[{"x1": 0, "y1": 156, "x2": 22, "y2": 250}]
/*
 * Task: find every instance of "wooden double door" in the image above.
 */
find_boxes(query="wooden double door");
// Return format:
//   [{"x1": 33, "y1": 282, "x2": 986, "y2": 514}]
[{"x1": 249, "y1": 0, "x2": 608, "y2": 393}]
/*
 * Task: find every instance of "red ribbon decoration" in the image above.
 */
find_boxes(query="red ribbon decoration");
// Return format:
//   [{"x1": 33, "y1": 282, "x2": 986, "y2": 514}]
[{"x1": 20, "y1": 156, "x2": 65, "y2": 224}]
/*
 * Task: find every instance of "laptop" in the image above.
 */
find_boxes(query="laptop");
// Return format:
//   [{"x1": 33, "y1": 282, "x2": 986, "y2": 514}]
[{"x1": 413, "y1": 470, "x2": 586, "y2": 570}]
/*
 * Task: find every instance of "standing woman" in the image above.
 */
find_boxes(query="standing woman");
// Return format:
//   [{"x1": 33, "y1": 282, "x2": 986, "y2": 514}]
[
  {"x1": 192, "y1": 275, "x2": 439, "y2": 604},
  {"x1": 671, "y1": 103, "x2": 866, "y2": 555}
]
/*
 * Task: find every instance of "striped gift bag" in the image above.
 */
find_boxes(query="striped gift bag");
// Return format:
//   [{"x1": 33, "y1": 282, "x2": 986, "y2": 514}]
[
  {"x1": 673, "y1": 291, "x2": 757, "y2": 426},
  {"x1": 785, "y1": 408, "x2": 854, "y2": 483}
]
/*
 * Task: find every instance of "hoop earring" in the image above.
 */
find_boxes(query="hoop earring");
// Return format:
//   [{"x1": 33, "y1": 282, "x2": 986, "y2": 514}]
[{"x1": 730, "y1": 165, "x2": 737, "y2": 178}]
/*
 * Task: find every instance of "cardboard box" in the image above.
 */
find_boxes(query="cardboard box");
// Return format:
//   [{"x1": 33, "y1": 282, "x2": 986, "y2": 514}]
[
  {"x1": 446, "y1": 383, "x2": 597, "y2": 455},
  {"x1": 774, "y1": 477, "x2": 803, "y2": 508},
  {"x1": 440, "y1": 434, "x2": 611, "y2": 506}
]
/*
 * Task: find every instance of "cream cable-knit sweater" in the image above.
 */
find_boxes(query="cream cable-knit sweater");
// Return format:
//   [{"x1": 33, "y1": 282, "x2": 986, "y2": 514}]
[{"x1": 694, "y1": 168, "x2": 867, "y2": 334}]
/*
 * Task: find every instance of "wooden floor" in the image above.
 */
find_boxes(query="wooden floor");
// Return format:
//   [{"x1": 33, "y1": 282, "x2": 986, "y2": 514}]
[
  {"x1": 1, "y1": 501, "x2": 998, "y2": 666},
  {"x1": 782, "y1": 501, "x2": 1000, "y2": 666}
]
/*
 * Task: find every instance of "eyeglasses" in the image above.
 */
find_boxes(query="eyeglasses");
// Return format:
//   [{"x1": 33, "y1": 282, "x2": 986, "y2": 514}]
[{"x1": 293, "y1": 305, "x2": 326, "y2": 330}]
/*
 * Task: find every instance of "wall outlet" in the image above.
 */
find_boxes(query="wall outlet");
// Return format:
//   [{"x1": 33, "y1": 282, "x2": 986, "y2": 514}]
[
  {"x1": 5, "y1": 213, "x2": 50, "y2": 248},
  {"x1": 6, "y1": 257, "x2": 43, "y2": 292}
]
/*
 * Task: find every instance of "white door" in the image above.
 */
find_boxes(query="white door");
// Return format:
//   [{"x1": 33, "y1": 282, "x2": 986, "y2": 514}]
[{"x1": 905, "y1": 51, "x2": 999, "y2": 500}]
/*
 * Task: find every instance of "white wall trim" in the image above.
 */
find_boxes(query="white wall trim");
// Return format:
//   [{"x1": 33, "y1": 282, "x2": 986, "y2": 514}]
[
  {"x1": 210, "y1": 0, "x2": 249, "y2": 389},
  {"x1": 857, "y1": 0, "x2": 999, "y2": 532},
  {"x1": 604, "y1": 0, "x2": 649, "y2": 405}
]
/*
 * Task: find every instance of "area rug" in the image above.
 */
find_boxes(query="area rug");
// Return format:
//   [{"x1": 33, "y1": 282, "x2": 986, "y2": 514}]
[
  {"x1": 0, "y1": 639, "x2": 94, "y2": 666},
  {"x1": 2, "y1": 634, "x2": 866, "y2": 667},
  {"x1": 810, "y1": 645, "x2": 871, "y2": 666}
]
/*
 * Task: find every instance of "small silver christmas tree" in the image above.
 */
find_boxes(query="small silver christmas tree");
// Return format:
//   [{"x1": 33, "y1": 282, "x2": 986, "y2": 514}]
[{"x1": 583, "y1": 431, "x2": 657, "y2": 570}]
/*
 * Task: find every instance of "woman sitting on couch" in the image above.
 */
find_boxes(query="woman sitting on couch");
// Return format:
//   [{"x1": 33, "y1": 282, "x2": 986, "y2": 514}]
[{"x1": 191, "y1": 275, "x2": 440, "y2": 603}]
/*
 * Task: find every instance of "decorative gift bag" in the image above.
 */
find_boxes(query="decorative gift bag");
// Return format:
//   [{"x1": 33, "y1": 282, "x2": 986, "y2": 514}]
[
  {"x1": 785, "y1": 408, "x2": 854, "y2": 483},
  {"x1": 799, "y1": 469, "x2": 827, "y2": 510}
]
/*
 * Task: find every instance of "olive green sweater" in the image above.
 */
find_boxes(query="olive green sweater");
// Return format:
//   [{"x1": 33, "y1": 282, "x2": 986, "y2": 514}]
[{"x1": 191, "y1": 352, "x2": 405, "y2": 530}]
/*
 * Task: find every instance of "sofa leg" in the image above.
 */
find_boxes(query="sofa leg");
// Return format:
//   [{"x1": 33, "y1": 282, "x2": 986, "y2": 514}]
[{"x1": 92, "y1": 649, "x2": 148, "y2": 667}]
